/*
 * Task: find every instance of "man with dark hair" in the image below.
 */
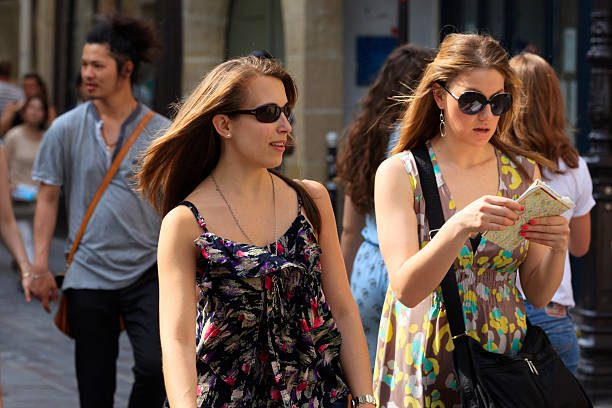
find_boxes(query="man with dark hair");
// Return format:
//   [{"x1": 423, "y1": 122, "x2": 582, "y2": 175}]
[
  {"x1": 28, "y1": 14, "x2": 168, "y2": 407},
  {"x1": 0, "y1": 59, "x2": 24, "y2": 121}
]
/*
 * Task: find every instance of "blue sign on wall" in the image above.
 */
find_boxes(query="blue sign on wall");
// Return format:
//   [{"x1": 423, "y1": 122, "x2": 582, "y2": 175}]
[{"x1": 356, "y1": 36, "x2": 398, "y2": 86}]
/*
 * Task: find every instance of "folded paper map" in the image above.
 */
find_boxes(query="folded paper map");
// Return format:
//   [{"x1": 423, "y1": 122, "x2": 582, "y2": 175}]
[{"x1": 482, "y1": 179, "x2": 575, "y2": 251}]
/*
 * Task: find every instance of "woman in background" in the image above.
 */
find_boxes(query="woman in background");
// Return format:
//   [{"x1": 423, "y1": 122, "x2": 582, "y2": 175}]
[
  {"x1": 336, "y1": 43, "x2": 432, "y2": 368},
  {"x1": 4, "y1": 95, "x2": 47, "y2": 262},
  {"x1": 0, "y1": 73, "x2": 56, "y2": 134},
  {"x1": 0, "y1": 141, "x2": 34, "y2": 408},
  {"x1": 508, "y1": 52, "x2": 595, "y2": 375}
]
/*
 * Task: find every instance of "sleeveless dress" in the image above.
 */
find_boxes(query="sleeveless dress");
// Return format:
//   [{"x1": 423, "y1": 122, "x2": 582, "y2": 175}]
[
  {"x1": 373, "y1": 142, "x2": 536, "y2": 408},
  {"x1": 350, "y1": 212, "x2": 388, "y2": 370},
  {"x1": 177, "y1": 198, "x2": 349, "y2": 408},
  {"x1": 349, "y1": 129, "x2": 398, "y2": 370}
]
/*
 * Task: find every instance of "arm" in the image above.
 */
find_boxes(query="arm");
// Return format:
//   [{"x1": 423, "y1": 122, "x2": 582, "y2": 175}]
[
  {"x1": 30, "y1": 184, "x2": 60, "y2": 312},
  {"x1": 0, "y1": 101, "x2": 21, "y2": 135},
  {"x1": 567, "y1": 159, "x2": 594, "y2": 258},
  {"x1": 0, "y1": 146, "x2": 31, "y2": 297},
  {"x1": 302, "y1": 180, "x2": 373, "y2": 407},
  {"x1": 158, "y1": 206, "x2": 201, "y2": 408},
  {"x1": 340, "y1": 193, "x2": 365, "y2": 280},
  {"x1": 375, "y1": 156, "x2": 521, "y2": 307},
  {"x1": 568, "y1": 213, "x2": 590, "y2": 257},
  {"x1": 3, "y1": 131, "x2": 16, "y2": 189},
  {"x1": 519, "y1": 165, "x2": 570, "y2": 308}
]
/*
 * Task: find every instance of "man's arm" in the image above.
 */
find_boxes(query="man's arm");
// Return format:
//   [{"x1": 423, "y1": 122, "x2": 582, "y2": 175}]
[{"x1": 30, "y1": 183, "x2": 61, "y2": 312}]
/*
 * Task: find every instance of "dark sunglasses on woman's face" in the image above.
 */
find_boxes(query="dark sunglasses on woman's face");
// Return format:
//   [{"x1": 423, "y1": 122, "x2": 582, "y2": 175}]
[
  {"x1": 437, "y1": 81, "x2": 513, "y2": 116},
  {"x1": 226, "y1": 103, "x2": 293, "y2": 124}
]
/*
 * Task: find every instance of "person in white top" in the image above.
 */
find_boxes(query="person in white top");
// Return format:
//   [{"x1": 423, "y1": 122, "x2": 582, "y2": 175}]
[{"x1": 508, "y1": 52, "x2": 595, "y2": 374}]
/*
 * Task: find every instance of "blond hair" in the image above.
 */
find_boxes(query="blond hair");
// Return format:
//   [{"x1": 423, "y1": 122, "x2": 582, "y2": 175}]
[
  {"x1": 507, "y1": 52, "x2": 578, "y2": 173},
  {"x1": 393, "y1": 33, "x2": 551, "y2": 176}
]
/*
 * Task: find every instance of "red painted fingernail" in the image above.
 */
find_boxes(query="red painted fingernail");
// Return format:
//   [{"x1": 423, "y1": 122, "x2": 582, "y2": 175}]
[
  {"x1": 526, "y1": 237, "x2": 530, "y2": 240},
  {"x1": 520, "y1": 206, "x2": 525, "y2": 211},
  {"x1": 512, "y1": 221, "x2": 515, "y2": 225},
  {"x1": 520, "y1": 231, "x2": 526, "y2": 236},
  {"x1": 522, "y1": 225, "x2": 528, "y2": 230},
  {"x1": 516, "y1": 216, "x2": 520, "y2": 220},
  {"x1": 529, "y1": 220, "x2": 535, "y2": 225}
]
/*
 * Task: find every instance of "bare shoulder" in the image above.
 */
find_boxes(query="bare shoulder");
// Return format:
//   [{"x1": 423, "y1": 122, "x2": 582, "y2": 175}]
[
  {"x1": 298, "y1": 179, "x2": 330, "y2": 202},
  {"x1": 377, "y1": 154, "x2": 409, "y2": 178},
  {"x1": 161, "y1": 204, "x2": 203, "y2": 240},
  {"x1": 376, "y1": 154, "x2": 414, "y2": 193},
  {"x1": 375, "y1": 154, "x2": 416, "y2": 212}
]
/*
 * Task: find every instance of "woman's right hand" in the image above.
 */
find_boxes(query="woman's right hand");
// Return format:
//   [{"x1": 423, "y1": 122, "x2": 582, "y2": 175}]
[{"x1": 451, "y1": 195, "x2": 523, "y2": 236}]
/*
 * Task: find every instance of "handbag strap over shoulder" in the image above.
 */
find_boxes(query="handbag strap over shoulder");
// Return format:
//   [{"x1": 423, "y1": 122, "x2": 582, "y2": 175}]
[
  {"x1": 65, "y1": 110, "x2": 155, "y2": 268},
  {"x1": 412, "y1": 144, "x2": 468, "y2": 339}
]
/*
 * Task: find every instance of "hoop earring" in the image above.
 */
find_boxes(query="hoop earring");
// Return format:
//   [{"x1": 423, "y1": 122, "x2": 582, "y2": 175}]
[{"x1": 439, "y1": 111, "x2": 446, "y2": 138}]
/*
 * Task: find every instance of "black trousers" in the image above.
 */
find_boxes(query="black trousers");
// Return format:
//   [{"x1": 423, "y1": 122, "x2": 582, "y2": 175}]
[{"x1": 66, "y1": 264, "x2": 166, "y2": 408}]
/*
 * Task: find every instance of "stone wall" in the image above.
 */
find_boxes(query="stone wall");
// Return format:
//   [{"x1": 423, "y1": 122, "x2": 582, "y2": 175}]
[
  {"x1": 281, "y1": 0, "x2": 343, "y2": 182},
  {"x1": 182, "y1": 0, "x2": 229, "y2": 95},
  {"x1": 0, "y1": 0, "x2": 20, "y2": 82}
]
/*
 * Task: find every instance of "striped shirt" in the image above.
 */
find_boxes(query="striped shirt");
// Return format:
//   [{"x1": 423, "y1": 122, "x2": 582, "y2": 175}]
[{"x1": 0, "y1": 81, "x2": 24, "y2": 118}]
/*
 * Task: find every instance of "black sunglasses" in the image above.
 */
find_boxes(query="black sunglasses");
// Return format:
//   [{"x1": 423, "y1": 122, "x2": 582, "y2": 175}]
[
  {"x1": 438, "y1": 82, "x2": 512, "y2": 116},
  {"x1": 225, "y1": 103, "x2": 293, "y2": 124}
]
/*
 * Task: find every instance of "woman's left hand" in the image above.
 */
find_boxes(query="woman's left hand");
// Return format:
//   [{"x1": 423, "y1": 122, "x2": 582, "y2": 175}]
[{"x1": 521, "y1": 215, "x2": 570, "y2": 253}]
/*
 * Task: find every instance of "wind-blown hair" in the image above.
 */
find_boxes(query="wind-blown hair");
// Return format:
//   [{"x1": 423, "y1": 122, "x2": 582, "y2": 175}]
[
  {"x1": 337, "y1": 44, "x2": 433, "y2": 214},
  {"x1": 507, "y1": 52, "x2": 578, "y2": 173},
  {"x1": 393, "y1": 33, "x2": 551, "y2": 177},
  {"x1": 135, "y1": 56, "x2": 321, "y2": 233}
]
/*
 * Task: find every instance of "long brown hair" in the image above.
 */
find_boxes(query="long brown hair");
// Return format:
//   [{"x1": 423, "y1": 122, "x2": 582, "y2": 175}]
[
  {"x1": 337, "y1": 44, "x2": 433, "y2": 214},
  {"x1": 135, "y1": 56, "x2": 321, "y2": 233},
  {"x1": 393, "y1": 33, "x2": 553, "y2": 177},
  {"x1": 507, "y1": 52, "x2": 578, "y2": 173}
]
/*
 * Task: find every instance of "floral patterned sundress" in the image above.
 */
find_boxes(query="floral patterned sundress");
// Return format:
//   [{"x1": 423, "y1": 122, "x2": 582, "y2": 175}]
[
  {"x1": 373, "y1": 142, "x2": 536, "y2": 408},
  {"x1": 177, "y1": 197, "x2": 348, "y2": 408}
]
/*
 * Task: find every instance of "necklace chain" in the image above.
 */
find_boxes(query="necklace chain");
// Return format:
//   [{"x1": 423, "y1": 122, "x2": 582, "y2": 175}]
[{"x1": 211, "y1": 172, "x2": 277, "y2": 256}]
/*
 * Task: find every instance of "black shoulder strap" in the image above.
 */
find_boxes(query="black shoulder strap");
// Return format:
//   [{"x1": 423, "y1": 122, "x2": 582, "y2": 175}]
[
  {"x1": 178, "y1": 200, "x2": 207, "y2": 232},
  {"x1": 412, "y1": 145, "x2": 467, "y2": 338}
]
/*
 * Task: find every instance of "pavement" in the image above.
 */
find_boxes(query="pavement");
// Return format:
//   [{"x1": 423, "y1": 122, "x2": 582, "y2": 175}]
[{"x1": 0, "y1": 235, "x2": 134, "y2": 407}]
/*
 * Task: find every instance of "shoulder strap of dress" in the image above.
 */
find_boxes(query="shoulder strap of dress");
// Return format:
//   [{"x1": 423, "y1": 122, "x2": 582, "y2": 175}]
[
  {"x1": 297, "y1": 195, "x2": 303, "y2": 215},
  {"x1": 178, "y1": 200, "x2": 207, "y2": 231}
]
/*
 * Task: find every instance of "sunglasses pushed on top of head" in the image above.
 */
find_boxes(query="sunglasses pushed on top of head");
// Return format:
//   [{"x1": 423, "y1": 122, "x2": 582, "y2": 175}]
[{"x1": 437, "y1": 81, "x2": 512, "y2": 116}]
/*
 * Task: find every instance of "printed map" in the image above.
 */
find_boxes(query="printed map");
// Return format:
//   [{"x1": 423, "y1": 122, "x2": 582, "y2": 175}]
[{"x1": 483, "y1": 179, "x2": 575, "y2": 251}]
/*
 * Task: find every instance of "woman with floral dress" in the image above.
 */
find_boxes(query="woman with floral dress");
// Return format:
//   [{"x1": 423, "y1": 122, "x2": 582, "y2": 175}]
[
  {"x1": 372, "y1": 33, "x2": 569, "y2": 407},
  {"x1": 136, "y1": 56, "x2": 374, "y2": 408}
]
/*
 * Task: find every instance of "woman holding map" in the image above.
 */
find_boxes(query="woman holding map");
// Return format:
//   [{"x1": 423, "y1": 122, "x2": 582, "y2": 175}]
[
  {"x1": 508, "y1": 52, "x2": 595, "y2": 375},
  {"x1": 372, "y1": 33, "x2": 570, "y2": 406}
]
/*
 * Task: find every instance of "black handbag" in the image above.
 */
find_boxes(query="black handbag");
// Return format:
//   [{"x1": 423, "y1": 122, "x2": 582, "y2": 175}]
[{"x1": 412, "y1": 144, "x2": 592, "y2": 408}]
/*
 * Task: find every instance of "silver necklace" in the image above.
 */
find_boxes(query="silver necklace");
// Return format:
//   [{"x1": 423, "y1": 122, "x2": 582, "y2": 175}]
[{"x1": 211, "y1": 171, "x2": 277, "y2": 256}]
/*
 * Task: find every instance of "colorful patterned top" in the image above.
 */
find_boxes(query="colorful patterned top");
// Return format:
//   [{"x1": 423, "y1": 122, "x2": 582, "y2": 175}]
[
  {"x1": 179, "y1": 198, "x2": 348, "y2": 408},
  {"x1": 373, "y1": 142, "x2": 536, "y2": 407}
]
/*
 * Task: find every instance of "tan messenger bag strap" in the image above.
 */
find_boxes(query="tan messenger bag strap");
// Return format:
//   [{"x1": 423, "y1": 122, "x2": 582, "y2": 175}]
[{"x1": 65, "y1": 110, "x2": 154, "y2": 267}]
